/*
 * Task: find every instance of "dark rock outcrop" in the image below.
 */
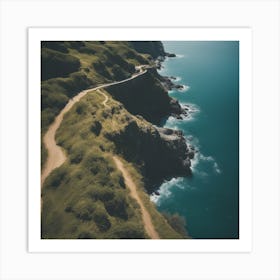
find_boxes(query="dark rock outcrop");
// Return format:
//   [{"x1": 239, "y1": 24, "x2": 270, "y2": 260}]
[
  {"x1": 165, "y1": 52, "x2": 176, "y2": 58},
  {"x1": 157, "y1": 75, "x2": 184, "y2": 91},
  {"x1": 106, "y1": 70, "x2": 187, "y2": 124},
  {"x1": 105, "y1": 120, "x2": 192, "y2": 192}
]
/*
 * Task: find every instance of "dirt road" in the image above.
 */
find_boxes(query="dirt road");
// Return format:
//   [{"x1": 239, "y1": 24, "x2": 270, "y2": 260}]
[
  {"x1": 41, "y1": 66, "x2": 160, "y2": 238},
  {"x1": 41, "y1": 69, "x2": 147, "y2": 187},
  {"x1": 112, "y1": 156, "x2": 160, "y2": 239}
]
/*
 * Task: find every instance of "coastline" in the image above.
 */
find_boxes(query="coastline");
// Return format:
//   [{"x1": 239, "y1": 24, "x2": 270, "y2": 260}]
[
  {"x1": 150, "y1": 41, "x2": 239, "y2": 239},
  {"x1": 41, "y1": 41, "x2": 194, "y2": 239},
  {"x1": 150, "y1": 52, "x2": 196, "y2": 195}
]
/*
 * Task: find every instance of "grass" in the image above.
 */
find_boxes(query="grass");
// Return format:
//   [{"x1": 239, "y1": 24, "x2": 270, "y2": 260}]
[
  {"x1": 41, "y1": 41, "x2": 188, "y2": 239},
  {"x1": 42, "y1": 91, "x2": 146, "y2": 238},
  {"x1": 42, "y1": 86, "x2": 185, "y2": 238},
  {"x1": 122, "y1": 160, "x2": 189, "y2": 239},
  {"x1": 41, "y1": 41, "x2": 151, "y2": 168}
]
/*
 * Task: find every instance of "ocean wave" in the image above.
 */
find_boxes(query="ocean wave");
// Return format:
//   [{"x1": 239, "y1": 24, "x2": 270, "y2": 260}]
[
  {"x1": 213, "y1": 162, "x2": 222, "y2": 174},
  {"x1": 191, "y1": 152, "x2": 222, "y2": 175},
  {"x1": 190, "y1": 149, "x2": 200, "y2": 171},
  {"x1": 181, "y1": 103, "x2": 200, "y2": 121},
  {"x1": 164, "y1": 117, "x2": 180, "y2": 129},
  {"x1": 177, "y1": 85, "x2": 190, "y2": 93},
  {"x1": 182, "y1": 103, "x2": 200, "y2": 113},
  {"x1": 150, "y1": 177, "x2": 184, "y2": 205}
]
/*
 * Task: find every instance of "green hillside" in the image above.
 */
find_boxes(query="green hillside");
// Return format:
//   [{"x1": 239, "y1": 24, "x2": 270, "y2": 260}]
[{"x1": 41, "y1": 41, "x2": 190, "y2": 239}]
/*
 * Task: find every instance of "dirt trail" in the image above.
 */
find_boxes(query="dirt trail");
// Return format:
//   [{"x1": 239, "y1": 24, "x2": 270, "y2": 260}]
[
  {"x1": 41, "y1": 68, "x2": 147, "y2": 187},
  {"x1": 98, "y1": 89, "x2": 109, "y2": 108},
  {"x1": 112, "y1": 156, "x2": 160, "y2": 239},
  {"x1": 41, "y1": 66, "x2": 159, "y2": 238},
  {"x1": 41, "y1": 89, "x2": 90, "y2": 186}
]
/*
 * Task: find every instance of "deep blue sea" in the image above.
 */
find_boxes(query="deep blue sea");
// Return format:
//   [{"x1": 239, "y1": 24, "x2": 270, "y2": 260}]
[{"x1": 152, "y1": 41, "x2": 239, "y2": 239}]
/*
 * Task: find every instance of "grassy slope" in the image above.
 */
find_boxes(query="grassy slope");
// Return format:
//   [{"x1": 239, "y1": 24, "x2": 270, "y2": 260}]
[
  {"x1": 42, "y1": 89, "x2": 183, "y2": 238},
  {"x1": 41, "y1": 41, "x2": 149, "y2": 168},
  {"x1": 41, "y1": 41, "x2": 187, "y2": 239}
]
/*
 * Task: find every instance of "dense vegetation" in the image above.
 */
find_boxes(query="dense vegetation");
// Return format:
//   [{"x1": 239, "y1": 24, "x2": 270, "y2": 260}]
[
  {"x1": 128, "y1": 41, "x2": 165, "y2": 58},
  {"x1": 42, "y1": 89, "x2": 184, "y2": 239},
  {"x1": 41, "y1": 41, "x2": 150, "y2": 133},
  {"x1": 41, "y1": 41, "x2": 189, "y2": 239},
  {"x1": 41, "y1": 41, "x2": 152, "y2": 167}
]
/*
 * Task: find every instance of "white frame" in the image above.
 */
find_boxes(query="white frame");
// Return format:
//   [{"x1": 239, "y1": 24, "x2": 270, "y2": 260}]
[
  {"x1": 1, "y1": 1, "x2": 279, "y2": 279},
  {"x1": 28, "y1": 27, "x2": 252, "y2": 253}
]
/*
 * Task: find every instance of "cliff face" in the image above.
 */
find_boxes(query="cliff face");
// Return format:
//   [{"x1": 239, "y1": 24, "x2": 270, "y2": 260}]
[
  {"x1": 105, "y1": 116, "x2": 193, "y2": 192},
  {"x1": 128, "y1": 41, "x2": 165, "y2": 58},
  {"x1": 106, "y1": 70, "x2": 184, "y2": 125},
  {"x1": 105, "y1": 65, "x2": 193, "y2": 191}
]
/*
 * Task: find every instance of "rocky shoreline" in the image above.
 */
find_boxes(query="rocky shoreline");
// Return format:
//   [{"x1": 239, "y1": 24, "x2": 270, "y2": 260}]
[
  {"x1": 155, "y1": 52, "x2": 185, "y2": 91},
  {"x1": 106, "y1": 49, "x2": 194, "y2": 193},
  {"x1": 153, "y1": 54, "x2": 190, "y2": 120},
  {"x1": 150, "y1": 52, "x2": 196, "y2": 194}
]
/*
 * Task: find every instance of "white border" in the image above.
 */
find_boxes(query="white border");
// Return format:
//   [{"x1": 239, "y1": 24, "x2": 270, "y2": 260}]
[
  {"x1": 28, "y1": 27, "x2": 252, "y2": 253},
  {"x1": 1, "y1": 0, "x2": 279, "y2": 279}
]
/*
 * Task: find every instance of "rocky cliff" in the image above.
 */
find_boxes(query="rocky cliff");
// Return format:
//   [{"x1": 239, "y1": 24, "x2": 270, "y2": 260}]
[
  {"x1": 105, "y1": 113, "x2": 193, "y2": 192},
  {"x1": 106, "y1": 69, "x2": 186, "y2": 125},
  {"x1": 129, "y1": 41, "x2": 165, "y2": 59}
]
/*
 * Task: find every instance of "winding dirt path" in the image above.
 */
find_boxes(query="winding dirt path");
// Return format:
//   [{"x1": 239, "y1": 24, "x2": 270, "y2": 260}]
[
  {"x1": 112, "y1": 156, "x2": 160, "y2": 239},
  {"x1": 98, "y1": 89, "x2": 109, "y2": 109},
  {"x1": 98, "y1": 87, "x2": 159, "y2": 239},
  {"x1": 41, "y1": 69, "x2": 147, "y2": 187},
  {"x1": 41, "y1": 65, "x2": 160, "y2": 239},
  {"x1": 41, "y1": 66, "x2": 160, "y2": 238}
]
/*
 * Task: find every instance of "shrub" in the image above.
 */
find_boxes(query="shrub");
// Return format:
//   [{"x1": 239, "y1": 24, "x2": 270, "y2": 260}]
[
  {"x1": 118, "y1": 175, "x2": 125, "y2": 188},
  {"x1": 75, "y1": 102, "x2": 87, "y2": 115},
  {"x1": 92, "y1": 61, "x2": 111, "y2": 79},
  {"x1": 82, "y1": 152, "x2": 112, "y2": 176},
  {"x1": 41, "y1": 91, "x2": 68, "y2": 111},
  {"x1": 111, "y1": 65, "x2": 128, "y2": 81},
  {"x1": 41, "y1": 48, "x2": 81, "y2": 80},
  {"x1": 41, "y1": 108, "x2": 56, "y2": 128},
  {"x1": 58, "y1": 72, "x2": 91, "y2": 97},
  {"x1": 104, "y1": 192, "x2": 128, "y2": 219},
  {"x1": 110, "y1": 222, "x2": 145, "y2": 239},
  {"x1": 45, "y1": 166, "x2": 67, "y2": 189},
  {"x1": 93, "y1": 207, "x2": 111, "y2": 231},
  {"x1": 72, "y1": 198, "x2": 95, "y2": 221},
  {"x1": 90, "y1": 120, "x2": 102, "y2": 136},
  {"x1": 87, "y1": 186, "x2": 115, "y2": 202},
  {"x1": 69, "y1": 143, "x2": 86, "y2": 164}
]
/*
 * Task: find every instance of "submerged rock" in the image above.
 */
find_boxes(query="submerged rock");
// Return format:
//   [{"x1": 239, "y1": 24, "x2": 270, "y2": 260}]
[{"x1": 165, "y1": 52, "x2": 176, "y2": 58}]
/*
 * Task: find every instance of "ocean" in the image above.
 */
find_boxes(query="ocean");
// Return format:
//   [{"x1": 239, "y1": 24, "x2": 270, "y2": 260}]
[{"x1": 151, "y1": 41, "x2": 239, "y2": 239}]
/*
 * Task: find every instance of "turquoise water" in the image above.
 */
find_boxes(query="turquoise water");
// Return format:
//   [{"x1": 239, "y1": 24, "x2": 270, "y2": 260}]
[{"x1": 152, "y1": 41, "x2": 239, "y2": 239}]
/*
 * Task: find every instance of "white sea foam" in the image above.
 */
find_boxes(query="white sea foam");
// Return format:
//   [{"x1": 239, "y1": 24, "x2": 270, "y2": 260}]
[
  {"x1": 190, "y1": 149, "x2": 200, "y2": 171},
  {"x1": 180, "y1": 103, "x2": 200, "y2": 121},
  {"x1": 177, "y1": 85, "x2": 190, "y2": 93},
  {"x1": 150, "y1": 177, "x2": 184, "y2": 205},
  {"x1": 213, "y1": 162, "x2": 222, "y2": 174},
  {"x1": 176, "y1": 54, "x2": 185, "y2": 58},
  {"x1": 191, "y1": 152, "x2": 222, "y2": 176},
  {"x1": 164, "y1": 116, "x2": 180, "y2": 129},
  {"x1": 173, "y1": 76, "x2": 181, "y2": 82},
  {"x1": 199, "y1": 154, "x2": 214, "y2": 162}
]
